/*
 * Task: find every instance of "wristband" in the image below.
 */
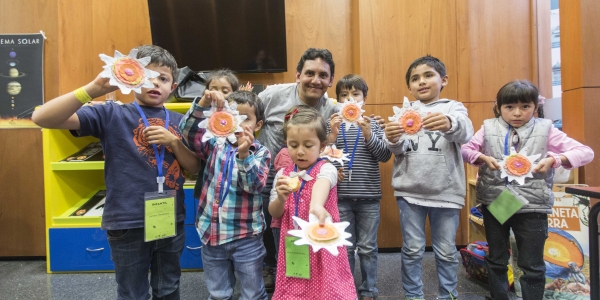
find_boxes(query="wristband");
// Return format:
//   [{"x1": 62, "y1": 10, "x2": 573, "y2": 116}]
[
  {"x1": 73, "y1": 87, "x2": 92, "y2": 104},
  {"x1": 550, "y1": 153, "x2": 562, "y2": 169}
]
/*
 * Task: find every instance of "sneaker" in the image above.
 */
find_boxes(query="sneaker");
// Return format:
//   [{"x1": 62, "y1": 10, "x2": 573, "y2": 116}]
[{"x1": 263, "y1": 268, "x2": 275, "y2": 293}]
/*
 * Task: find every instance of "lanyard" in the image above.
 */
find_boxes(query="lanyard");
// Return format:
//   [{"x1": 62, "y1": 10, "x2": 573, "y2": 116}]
[
  {"x1": 341, "y1": 123, "x2": 361, "y2": 181},
  {"x1": 218, "y1": 144, "x2": 236, "y2": 222},
  {"x1": 293, "y1": 159, "x2": 322, "y2": 218},
  {"x1": 503, "y1": 125, "x2": 511, "y2": 185},
  {"x1": 133, "y1": 101, "x2": 169, "y2": 193},
  {"x1": 504, "y1": 124, "x2": 511, "y2": 156}
]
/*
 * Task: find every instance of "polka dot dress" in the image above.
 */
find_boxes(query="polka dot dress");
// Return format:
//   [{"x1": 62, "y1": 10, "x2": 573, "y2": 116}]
[{"x1": 272, "y1": 160, "x2": 357, "y2": 300}]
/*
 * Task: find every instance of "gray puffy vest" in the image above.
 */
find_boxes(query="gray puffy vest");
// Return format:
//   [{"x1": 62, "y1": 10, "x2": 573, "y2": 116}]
[{"x1": 475, "y1": 118, "x2": 555, "y2": 214}]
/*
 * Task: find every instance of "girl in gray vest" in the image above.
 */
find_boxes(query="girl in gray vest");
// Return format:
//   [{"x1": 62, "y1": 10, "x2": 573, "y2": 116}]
[{"x1": 461, "y1": 80, "x2": 594, "y2": 300}]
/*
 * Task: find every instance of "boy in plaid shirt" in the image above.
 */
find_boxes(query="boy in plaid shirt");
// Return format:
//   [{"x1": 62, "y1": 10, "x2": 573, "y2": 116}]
[{"x1": 180, "y1": 90, "x2": 271, "y2": 300}]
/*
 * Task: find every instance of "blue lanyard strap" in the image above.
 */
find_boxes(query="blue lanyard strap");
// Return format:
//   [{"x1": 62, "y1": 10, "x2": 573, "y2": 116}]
[
  {"x1": 293, "y1": 158, "x2": 322, "y2": 217},
  {"x1": 133, "y1": 102, "x2": 169, "y2": 179},
  {"x1": 219, "y1": 144, "x2": 236, "y2": 207},
  {"x1": 503, "y1": 125, "x2": 511, "y2": 185},
  {"x1": 341, "y1": 123, "x2": 361, "y2": 171}
]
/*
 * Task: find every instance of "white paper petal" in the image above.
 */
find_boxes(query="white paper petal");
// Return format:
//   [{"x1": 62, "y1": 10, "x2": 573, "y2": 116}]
[
  {"x1": 126, "y1": 49, "x2": 137, "y2": 59},
  {"x1": 99, "y1": 54, "x2": 115, "y2": 65},
  {"x1": 288, "y1": 214, "x2": 353, "y2": 256},
  {"x1": 137, "y1": 56, "x2": 151, "y2": 67},
  {"x1": 227, "y1": 134, "x2": 238, "y2": 144},
  {"x1": 114, "y1": 50, "x2": 125, "y2": 58}
]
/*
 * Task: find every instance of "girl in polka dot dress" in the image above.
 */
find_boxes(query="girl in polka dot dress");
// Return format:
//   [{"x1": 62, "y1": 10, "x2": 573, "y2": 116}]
[{"x1": 268, "y1": 105, "x2": 357, "y2": 300}]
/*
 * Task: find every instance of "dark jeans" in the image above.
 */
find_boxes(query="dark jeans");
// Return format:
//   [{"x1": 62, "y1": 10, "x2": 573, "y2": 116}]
[
  {"x1": 338, "y1": 199, "x2": 380, "y2": 298},
  {"x1": 107, "y1": 222, "x2": 185, "y2": 300},
  {"x1": 482, "y1": 206, "x2": 548, "y2": 300},
  {"x1": 262, "y1": 189, "x2": 277, "y2": 269}
]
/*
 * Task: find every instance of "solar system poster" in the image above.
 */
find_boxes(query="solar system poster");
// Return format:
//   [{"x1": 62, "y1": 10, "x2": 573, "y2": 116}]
[{"x1": 0, "y1": 33, "x2": 44, "y2": 128}]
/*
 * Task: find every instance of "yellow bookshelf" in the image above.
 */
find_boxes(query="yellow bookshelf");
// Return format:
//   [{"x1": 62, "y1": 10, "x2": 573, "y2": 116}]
[{"x1": 42, "y1": 102, "x2": 204, "y2": 273}]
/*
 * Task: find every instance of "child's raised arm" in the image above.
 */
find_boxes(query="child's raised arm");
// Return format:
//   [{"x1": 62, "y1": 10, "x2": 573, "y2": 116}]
[
  {"x1": 545, "y1": 126, "x2": 594, "y2": 169},
  {"x1": 309, "y1": 177, "x2": 333, "y2": 224},
  {"x1": 236, "y1": 126, "x2": 271, "y2": 195},
  {"x1": 269, "y1": 171, "x2": 291, "y2": 218},
  {"x1": 437, "y1": 101, "x2": 474, "y2": 144},
  {"x1": 143, "y1": 126, "x2": 201, "y2": 174},
  {"x1": 32, "y1": 74, "x2": 117, "y2": 129},
  {"x1": 179, "y1": 90, "x2": 227, "y2": 160}
]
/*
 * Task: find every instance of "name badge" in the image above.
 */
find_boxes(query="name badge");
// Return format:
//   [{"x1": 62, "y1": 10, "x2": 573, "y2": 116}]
[
  {"x1": 144, "y1": 190, "x2": 176, "y2": 242},
  {"x1": 285, "y1": 236, "x2": 310, "y2": 279}
]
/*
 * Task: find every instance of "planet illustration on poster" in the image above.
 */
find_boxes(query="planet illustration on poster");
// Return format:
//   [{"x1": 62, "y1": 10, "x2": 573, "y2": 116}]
[
  {"x1": 1, "y1": 67, "x2": 26, "y2": 78},
  {"x1": 9, "y1": 51, "x2": 16, "y2": 58},
  {"x1": 544, "y1": 227, "x2": 585, "y2": 279},
  {"x1": 7, "y1": 60, "x2": 18, "y2": 67},
  {"x1": 7, "y1": 81, "x2": 21, "y2": 96}
]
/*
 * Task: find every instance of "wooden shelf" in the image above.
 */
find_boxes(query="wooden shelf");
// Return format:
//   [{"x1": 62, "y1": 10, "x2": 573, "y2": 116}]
[
  {"x1": 164, "y1": 103, "x2": 192, "y2": 114},
  {"x1": 51, "y1": 161, "x2": 105, "y2": 170}
]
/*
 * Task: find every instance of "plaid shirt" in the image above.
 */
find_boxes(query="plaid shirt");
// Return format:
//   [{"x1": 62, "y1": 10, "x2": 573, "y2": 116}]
[{"x1": 180, "y1": 101, "x2": 271, "y2": 246}]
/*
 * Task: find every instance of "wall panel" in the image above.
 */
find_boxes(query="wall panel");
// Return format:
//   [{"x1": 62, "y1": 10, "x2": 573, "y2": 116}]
[
  {"x1": 0, "y1": 0, "x2": 58, "y2": 256},
  {"x1": 357, "y1": 0, "x2": 458, "y2": 105}
]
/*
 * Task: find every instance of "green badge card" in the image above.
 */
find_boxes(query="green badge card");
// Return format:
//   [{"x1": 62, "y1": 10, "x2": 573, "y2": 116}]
[
  {"x1": 285, "y1": 236, "x2": 310, "y2": 279},
  {"x1": 144, "y1": 191, "x2": 176, "y2": 242},
  {"x1": 488, "y1": 185, "x2": 529, "y2": 225}
]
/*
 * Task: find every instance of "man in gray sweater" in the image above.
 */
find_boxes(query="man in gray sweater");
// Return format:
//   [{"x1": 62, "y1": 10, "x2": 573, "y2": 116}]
[{"x1": 257, "y1": 48, "x2": 339, "y2": 291}]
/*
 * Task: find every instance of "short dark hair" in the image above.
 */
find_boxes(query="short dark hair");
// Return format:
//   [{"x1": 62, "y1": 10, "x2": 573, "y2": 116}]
[
  {"x1": 405, "y1": 55, "x2": 447, "y2": 89},
  {"x1": 226, "y1": 90, "x2": 265, "y2": 124},
  {"x1": 204, "y1": 69, "x2": 240, "y2": 92},
  {"x1": 493, "y1": 80, "x2": 539, "y2": 118},
  {"x1": 335, "y1": 74, "x2": 369, "y2": 99},
  {"x1": 296, "y1": 48, "x2": 335, "y2": 77},
  {"x1": 135, "y1": 45, "x2": 177, "y2": 81},
  {"x1": 282, "y1": 105, "x2": 327, "y2": 144}
]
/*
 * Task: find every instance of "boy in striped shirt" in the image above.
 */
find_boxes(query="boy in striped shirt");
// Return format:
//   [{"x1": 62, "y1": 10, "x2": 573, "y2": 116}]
[
  {"x1": 180, "y1": 90, "x2": 271, "y2": 300},
  {"x1": 327, "y1": 74, "x2": 392, "y2": 300}
]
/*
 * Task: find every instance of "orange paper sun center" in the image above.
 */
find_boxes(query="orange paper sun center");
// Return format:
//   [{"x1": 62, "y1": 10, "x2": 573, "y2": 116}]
[
  {"x1": 308, "y1": 223, "x2": 339, "y2": 242},
  {"x1": 399, "y1": 111, "x2": 423, "y2": 134},
  {"x1": 209, "y1": 111, "x2": 236, "y2": 137},
  {"x1": 342, "y1": 104, "x2": 361, "y2": 122},
  {"x1": 505, "y1": 154, "x2": 532, "y2": 176},
  {"x1": 112, "y1": 58, "x2": 145, "y2": 87}
]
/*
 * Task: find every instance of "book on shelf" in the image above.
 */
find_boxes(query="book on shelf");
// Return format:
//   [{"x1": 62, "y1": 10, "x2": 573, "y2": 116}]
[
  {"x1": 71, "y1": 190, "x2": 106, "y2": 217},
  {"x1": 61, "y1": 142, "x2": 104, "y2": 162}
]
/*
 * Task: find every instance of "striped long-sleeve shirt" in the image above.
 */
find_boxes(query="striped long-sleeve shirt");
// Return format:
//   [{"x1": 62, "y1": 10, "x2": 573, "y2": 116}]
[
  {"x1": 179, "y1": 101, "x2": 271, "y2": 246},
  {"x1": 327, "y1": 119, "x2": 392, "y2": 200}
]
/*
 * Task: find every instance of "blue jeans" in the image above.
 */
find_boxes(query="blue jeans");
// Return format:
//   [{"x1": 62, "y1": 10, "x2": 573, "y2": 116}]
[
  {"x1": 107, "y1": 221, "x2": 185, "y2": 300},
  {"x1": 201, "y1": 234, "x2": 268, "y2": 300},
  {"x1": 338, "y1": 199, "x2": 380, "y2": 298},
  {"x1": 482, "y1": 206, "x2": 548, "y2": 300},
  {"x1": 397, "y1": 197, "x2": 459, "y2": 300}
]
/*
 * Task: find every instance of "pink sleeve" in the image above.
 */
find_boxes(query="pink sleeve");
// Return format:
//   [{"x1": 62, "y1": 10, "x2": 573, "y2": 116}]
[
  {"x1": 546, "y1": 126, "x2": 595, "y2": 169},
  {"x1": 461, "y1": 126, "x2": 485, "y2": 166},
  {"x1": 274, "y1": 148, "x2": 294, "y2": 171}
]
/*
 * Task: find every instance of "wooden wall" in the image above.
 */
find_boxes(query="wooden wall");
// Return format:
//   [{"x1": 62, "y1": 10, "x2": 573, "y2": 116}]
[
  {"x1": 560, "y1": 0, "x2": 600, "y2": 187},
  {"x1": 1, "y1": 0, "x2": 560, "y2": 255},
  {"x1": 0, "y1": 0, "x2": 58, "y2": 256}
]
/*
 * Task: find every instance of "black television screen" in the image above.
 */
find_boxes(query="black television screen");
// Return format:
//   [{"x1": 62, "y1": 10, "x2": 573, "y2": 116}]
[{"x1": 147, "y1": 0, "x2": 287, "y2": 74}]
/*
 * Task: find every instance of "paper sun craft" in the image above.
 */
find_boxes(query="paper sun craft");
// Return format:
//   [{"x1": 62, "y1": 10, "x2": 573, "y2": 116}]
[
  {"x1": 388, "y1": 97, "x2": 427, "y2": 142},
  {"x1": 498, "y1": 147, "x2": 541, "y2": 185},
  {"x1": 99, "y1": 49, "x2": 160, "y2": 94},
  {"x1": 337, "y1": 97, "x2": 365, "y2": 131},
  {"x1": 320, "y1": 144, "x2": 350, "y2": 167},
  {"x1": 288, "y1": 214, "x2": 352, "y2": 256},
  {"x1": 197, "y1": 101, "x2": 247, "y2": 145}
]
